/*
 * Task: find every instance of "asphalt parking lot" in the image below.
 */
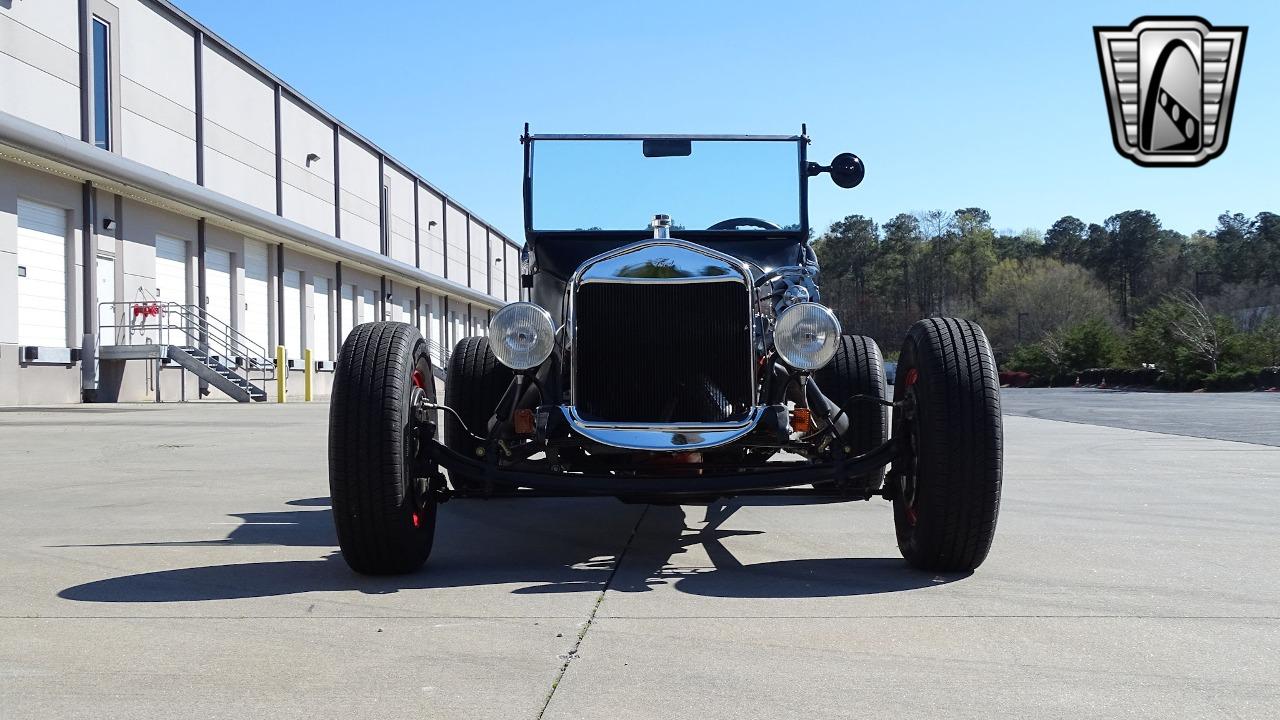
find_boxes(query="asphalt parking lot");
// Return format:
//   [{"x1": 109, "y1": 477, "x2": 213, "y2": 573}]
[{"x1": 2, "y1": 391, "x2": 1278, "y2": 719}]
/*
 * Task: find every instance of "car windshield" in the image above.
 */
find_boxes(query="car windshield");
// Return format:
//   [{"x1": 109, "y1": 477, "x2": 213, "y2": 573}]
[{"x1": 528, "y1": 136, "x2": 802, "y2": 232}]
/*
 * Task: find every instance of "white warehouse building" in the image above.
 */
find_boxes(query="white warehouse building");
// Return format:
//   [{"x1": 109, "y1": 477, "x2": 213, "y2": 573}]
[{"x1": 0, "y1": 0, "x2": 516, "y2": 405}]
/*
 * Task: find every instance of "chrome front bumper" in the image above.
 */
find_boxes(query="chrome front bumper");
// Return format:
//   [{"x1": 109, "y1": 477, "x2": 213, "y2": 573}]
[{"x1": 562, "y1": 406, "x2": 764, "y2": 451}]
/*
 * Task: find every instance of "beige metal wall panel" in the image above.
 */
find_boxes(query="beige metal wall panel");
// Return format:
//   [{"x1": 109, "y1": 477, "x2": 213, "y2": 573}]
[
  {"x1": 0, "y1": 2, "x2": 79, "y2": 52},
  {"x1": 117, "y1": 1, "x2": 196, "y2": 180},
  {"x1": 468, "y1": 217, "x2": 487, "y2": 291},
  {"x1": 0, "y1": 7, "x2": 81, "y2": 137},
  {"x1": 201, "y1": 41, "x2": 275, "y2": 212},
  {"x1": 280, "y1": 94, "x2": 334, "y2": 235},
  {"x1": 385, "y1": 165, "x2": 415, "y2": 265},
  {"x1": 120, "y1": 88, "x2": 196, "y2": 182},
  {"x1": 505, "y1": 242, "x2": 518, "y2": 301},
  {"x1": 445, "y1": 204, "x2": 467, "y2": 281},
  {"x1": 488, "y1": 232, "x2": 504, "y2": 299},
  {"x1": 338, "y1": 133, "x2": 379, "y2": 252},
  {"x1": 417, "y1": 185, "x2": 445, "y2": 276}
]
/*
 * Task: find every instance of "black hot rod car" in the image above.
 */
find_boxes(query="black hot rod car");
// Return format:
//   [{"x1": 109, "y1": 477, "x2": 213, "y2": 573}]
[{"x1": 328, "y1": 130, "x2": 1003, "y2": 575}]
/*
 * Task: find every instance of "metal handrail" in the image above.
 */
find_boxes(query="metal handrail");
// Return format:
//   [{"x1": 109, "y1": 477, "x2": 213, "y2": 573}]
[
  {"x1": 425, "y1": 337, "x2": 451, "y2": 371},
  {"x1": 97, "y1": 298, "x2": 274, "y2": 392}
]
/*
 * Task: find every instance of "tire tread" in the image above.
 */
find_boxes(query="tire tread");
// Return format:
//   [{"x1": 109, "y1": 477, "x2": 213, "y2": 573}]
[{"x1": 895, "y1": 317, "x2": 1003, "y2": 571}]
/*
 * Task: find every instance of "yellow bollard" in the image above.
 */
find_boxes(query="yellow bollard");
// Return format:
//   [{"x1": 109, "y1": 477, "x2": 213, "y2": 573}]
[
  {"x1": 275, "y1": 345, "x2": 287, "y2": 403},
  {"x1": 304, "y1": 348, "x2": 314, "y2": 402}
]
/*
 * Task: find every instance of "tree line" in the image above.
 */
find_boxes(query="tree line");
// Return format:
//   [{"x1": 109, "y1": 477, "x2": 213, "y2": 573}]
[{"x1": 813, "y1": 208, "x2": 1280, "y2": 388}]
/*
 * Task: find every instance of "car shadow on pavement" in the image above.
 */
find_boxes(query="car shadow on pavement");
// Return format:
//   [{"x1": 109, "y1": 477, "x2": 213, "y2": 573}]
[{"x1": 57, "y1": 497, "x2": 966, "y2": 603}]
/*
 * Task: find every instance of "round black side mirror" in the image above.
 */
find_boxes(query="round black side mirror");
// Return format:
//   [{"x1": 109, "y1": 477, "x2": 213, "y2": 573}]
[{"x1": 828, "y1": 153, "x2": 864, "y2": 188}]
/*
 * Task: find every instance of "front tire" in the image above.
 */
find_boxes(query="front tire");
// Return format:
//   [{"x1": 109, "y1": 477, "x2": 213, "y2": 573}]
[
  {"x1": 329, "y1": 322, "x2": 437, "y2": 575},
  {"x1": 443, "y1": 337, "x2": 513, "y2": 490},
  {"x1": 813, "y1": 334, "x2": 889, "y2": 490},
  {"x1": 891, "y1": 318, "x2": 1003, "y2": 572}
]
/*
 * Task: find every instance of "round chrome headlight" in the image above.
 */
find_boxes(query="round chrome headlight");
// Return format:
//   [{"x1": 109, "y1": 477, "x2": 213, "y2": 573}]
[
  {"x1": 773, "y1": 302, "x2": 841, "y2": 370},
  {"x1": 488, "y1": 302, "x2": 555, "y2": 370}
]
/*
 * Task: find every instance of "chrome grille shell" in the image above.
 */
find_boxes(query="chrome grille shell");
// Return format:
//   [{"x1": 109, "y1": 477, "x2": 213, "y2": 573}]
[{"x1": 566, "y1": 240, "x2": 758, "y2": 449}]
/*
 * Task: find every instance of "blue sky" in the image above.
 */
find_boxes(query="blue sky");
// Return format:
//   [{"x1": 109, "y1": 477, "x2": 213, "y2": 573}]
[{"x1": 178, "y1": 1, "x2": 1278, "y2": 238}]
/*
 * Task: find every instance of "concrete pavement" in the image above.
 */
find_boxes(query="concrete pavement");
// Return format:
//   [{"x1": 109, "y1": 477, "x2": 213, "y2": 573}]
[
  {"x1": 1, "y1": 395, "x2": 1277, "y2": 718},
  {"x1": 1002, "y1": 387, "x2": 1280, "y2": 446}
]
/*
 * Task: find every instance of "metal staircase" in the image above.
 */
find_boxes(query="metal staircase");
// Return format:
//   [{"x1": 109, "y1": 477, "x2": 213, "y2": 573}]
[
  {"x1": 166, "y1": 345, "x2": 268, "y2": 402},
  {"x1": 99, "y1": 292, "x2": 274, "y2": 403}
]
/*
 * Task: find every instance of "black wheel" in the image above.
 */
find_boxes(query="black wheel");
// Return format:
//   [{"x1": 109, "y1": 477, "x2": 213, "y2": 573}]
[
  {"x1": 813, "y1": 334, "x2": 889, "y2": 490},
  {"x1": 891, "y1": 317, "x2": 1003, "y2": 572},
  {"x1": 443, "y1": 336, "x2": 513, "y2": 490},
  {"x1": 329, "y1": 322, "x2": 437, "y2": 575}
]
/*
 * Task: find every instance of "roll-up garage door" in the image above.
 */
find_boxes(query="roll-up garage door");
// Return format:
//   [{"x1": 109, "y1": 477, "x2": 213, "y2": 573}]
[
  {"x1": 16, "y1": 199, "x2": 69, "y2": 347},
  {"x1": 313, "y1": 277, "x2": 331, "y2": 362},
  {"x1": 418, "y1": 296, "x2": 431, "y2": 343},
  {"x1": 361, "y1": 289, "x2": 376, "y2": 325},
  {"x1": 243, "y1": 239, "x2": 270, "y2": 353},
  {"x1": 155, "y1": 236, "x2": 190, "y2": 345},
  {"x1": 205, "y1": 248, "x2": 233, "y2": 333},
  {"x1": 340, "y1": 284, "x2": 354, "y2": 345},
  {"x1": 155, "y1": 236, "x2": 188, "y2": 305},
  {"x1": 282, "y1": 269, "x2": 302, "y2": 359}
]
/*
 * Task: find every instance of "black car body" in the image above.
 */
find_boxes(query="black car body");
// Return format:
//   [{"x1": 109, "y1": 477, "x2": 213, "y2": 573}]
[
  {"x1": 327, "y1": 129, "x2": 1004, "y2": 576},
  {"x1": 436, "y1": 131, "x2": 891, "y2": 499}
]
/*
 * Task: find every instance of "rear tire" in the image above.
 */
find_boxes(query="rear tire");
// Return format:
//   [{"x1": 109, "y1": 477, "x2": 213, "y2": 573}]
[
  {"x1": 329, "y1": 322, "x2": 437, "y2": 575},
  {"x1": 813, "y1": 334, "x2": 889, "y2": 490},
  {"x1": 443, "y1": 337, "x2": 513, "y2": 490},
  {"x1": 891, "y1": 317, "x2": 1003, "y2": 572}
]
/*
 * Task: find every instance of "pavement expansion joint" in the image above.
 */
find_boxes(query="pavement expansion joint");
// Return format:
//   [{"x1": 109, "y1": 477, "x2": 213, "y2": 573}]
[{"x1": 534, "y1": 505, "x2": 651, "y2": 720}]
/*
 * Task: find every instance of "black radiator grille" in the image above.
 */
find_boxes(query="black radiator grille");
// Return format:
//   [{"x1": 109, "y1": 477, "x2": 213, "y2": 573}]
[{"x1": 573, "y1": 281, "x2": 753, "y2": 423}]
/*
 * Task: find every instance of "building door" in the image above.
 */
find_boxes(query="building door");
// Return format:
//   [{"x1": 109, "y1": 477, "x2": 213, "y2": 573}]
[
  {"x1": 16, "y1": 199, "x2": 68, "y2": 347},
  {"x1": 451, "y1": 310, "x2": 465, "y2": 346},
  {"x1": 205, "y1": 247, "x2": 233, "y2": 340},
  {"x1": 96, "y1": 254, "x2": 116, "y2": 346},
  {"x1": 313, "y1": 276, "x2": 331, "y2": 362},
  {"x1": 154, "y1": 236, "x2": 188, "y2": 305},
  {"x1": 282, "y1": 269, "x2": 302, "y2": 359},
  {"x1": 424, "y1": 293, "x2": 440, "y2": 356},
  {"x1": 340, "y1": 284, "x2": 354, "y2": 344},
  {"x1": 243, "y1": 239, "x2": 270, "y2": 354},
  {"x1": 360, "y1": 289, "x2": 375, "y2": 325},
  {"x1": 155, "y1": 235, "x2": 188, "y2": 345}
]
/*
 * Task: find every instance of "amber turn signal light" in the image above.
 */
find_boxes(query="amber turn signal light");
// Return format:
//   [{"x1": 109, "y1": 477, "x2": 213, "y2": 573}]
[{"x1": 514, "y1": 408, "x2": 536, "y2": 435}]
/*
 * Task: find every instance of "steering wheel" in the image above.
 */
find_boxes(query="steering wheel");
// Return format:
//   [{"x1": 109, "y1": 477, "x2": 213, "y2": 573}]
[{"x1": 706, "y1": 217, "x2": 781, "y2": 231}]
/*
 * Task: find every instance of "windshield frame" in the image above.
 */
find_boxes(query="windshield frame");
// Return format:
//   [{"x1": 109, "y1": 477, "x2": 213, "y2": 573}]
[{"x1": 521, "y1": 131, "x2": 811, "y2": 243}]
